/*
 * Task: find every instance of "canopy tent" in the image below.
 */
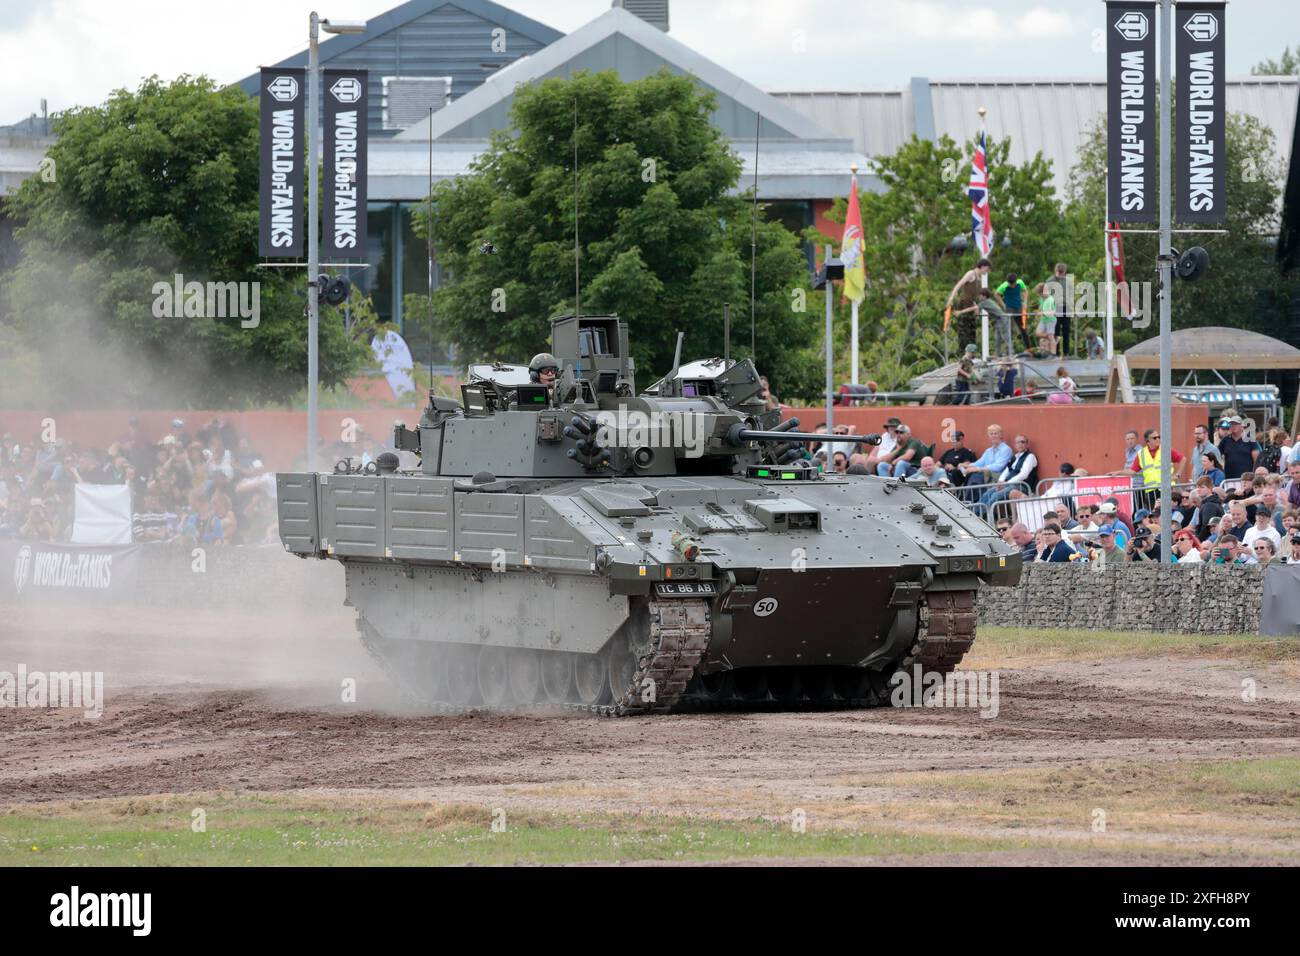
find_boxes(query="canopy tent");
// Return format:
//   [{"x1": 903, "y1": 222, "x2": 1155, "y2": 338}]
[{"x1": 1124, "y1": 327, "x2": 1300, "y2": 434}]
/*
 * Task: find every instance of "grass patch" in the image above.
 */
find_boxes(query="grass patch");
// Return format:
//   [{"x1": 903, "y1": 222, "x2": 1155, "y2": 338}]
[
  {"x1": 0, "y1": 793, "x2": 1013, "y2": 866},
  {"x1": 967, "y1": 626, "x2": 1298, "y2": 667},
  {"x1": 836, "y1": 757, "x2": 1300, "y2": 842}
]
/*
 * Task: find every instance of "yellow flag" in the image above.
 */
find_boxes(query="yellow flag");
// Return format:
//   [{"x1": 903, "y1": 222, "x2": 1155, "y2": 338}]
[{"x1": 840, "y1": 175, "x2": 866, "y2": 304}]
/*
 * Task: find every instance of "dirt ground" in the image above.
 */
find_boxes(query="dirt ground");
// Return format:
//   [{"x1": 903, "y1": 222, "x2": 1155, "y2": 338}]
[{"x1": 3, "y1": 603, "x2": 1299, "y2": 864}]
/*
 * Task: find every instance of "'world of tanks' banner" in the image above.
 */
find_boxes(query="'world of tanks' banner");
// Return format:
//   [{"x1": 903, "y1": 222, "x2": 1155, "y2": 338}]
[
  {"x1": 258, "y1": 67, "x2": 306, "y2": 257},
  {"x1": 323, "y1": 69, "x2": 368, "y2": 260},
  {"x1": 1176, "y1": 2, "x2": 1226, "y2": 222},
  {"x1": 0, "y1": 540, "x2": 140, "y2": 604},
  {"x1": 1106, "y1": 2, "x2": 1157, "y2": 222}
]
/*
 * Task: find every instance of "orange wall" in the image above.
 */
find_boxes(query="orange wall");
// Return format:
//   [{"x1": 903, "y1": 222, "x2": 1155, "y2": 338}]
[
  {"x1": 811, "y1": 199, "x2": 836, "y2": 253},
  {"x1": 781, "y1": 404, "x2": 1208, "y2": 480},
  {"x1": 2, "y1": 402, "x2": 1207, "y2": 478}
]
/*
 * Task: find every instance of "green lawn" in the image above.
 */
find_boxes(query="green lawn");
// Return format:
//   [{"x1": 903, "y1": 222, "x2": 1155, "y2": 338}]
[
  {"x1": 968, "y1": 626, "x2": 1299, "y2": 666},
  {"x1": 1, "y1": 796, "x2": 1012, "y2": 866}
]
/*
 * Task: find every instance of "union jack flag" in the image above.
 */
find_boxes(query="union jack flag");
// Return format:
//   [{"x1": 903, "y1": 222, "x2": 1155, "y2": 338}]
[{"x1": 967, "y1": 131, "x2": 993, "y2": 257}]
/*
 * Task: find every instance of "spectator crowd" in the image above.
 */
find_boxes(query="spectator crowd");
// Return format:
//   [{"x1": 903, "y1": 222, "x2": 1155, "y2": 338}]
[
  {"x1": 810, "y1": 409, "x2": 1300, "y2": 568},
  {"x1": 5, "y1": 408, "x2": 1298, "y2": 566},
  {"x1": 0, "y1": 416, "x2": 390, "y2": 547}
]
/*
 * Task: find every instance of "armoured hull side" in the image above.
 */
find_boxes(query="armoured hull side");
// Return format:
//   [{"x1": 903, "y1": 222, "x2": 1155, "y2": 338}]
[
  {"x1": 280, "y1": 468, "x2": 1017, "y2": 714},
  {"x1": 346, "y1": 560, "x2": 629, "y2": 655}
]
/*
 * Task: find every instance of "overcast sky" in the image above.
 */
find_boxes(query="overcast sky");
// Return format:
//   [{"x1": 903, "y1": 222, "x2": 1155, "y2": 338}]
[{"x1": 2, "y1": 0, "x2": 1295, "y2": 124}]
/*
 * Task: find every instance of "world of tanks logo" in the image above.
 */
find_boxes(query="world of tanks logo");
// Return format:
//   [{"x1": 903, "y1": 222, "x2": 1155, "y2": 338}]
[
  {"x1": 1183, "y1": 11, "x2": 1218, "y2": 42},
  {"x1": 266, "y1": 74, "x2": 300, "y2": 102},
  {"x1": 1114, "y1": 11, "x2": 1148, "y2": 41},
  {"x1": 13, "y1": 544, "x2": 31, "y2": 596},
  {"x1": 594, "y1": 408, "x2": 707, "y2": 458},
  {"x1": 330, "y1": 76, "x2": 363, "y2": 103}
]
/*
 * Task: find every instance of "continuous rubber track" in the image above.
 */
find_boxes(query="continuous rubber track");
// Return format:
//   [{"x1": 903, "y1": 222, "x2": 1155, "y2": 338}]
[{"x1": 358, "y1": 590, "x2": 980, "y2": 716}]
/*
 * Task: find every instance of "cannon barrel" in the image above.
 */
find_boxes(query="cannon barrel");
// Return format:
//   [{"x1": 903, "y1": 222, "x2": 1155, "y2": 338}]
[{"x1": 726, "y1": 424, "x2": 882, "y2": 446}]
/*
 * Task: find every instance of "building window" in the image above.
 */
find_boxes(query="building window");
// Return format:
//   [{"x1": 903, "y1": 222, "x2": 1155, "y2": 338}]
[{"x1": 762, "y1": 200, "x2": 815, "y2": 267}]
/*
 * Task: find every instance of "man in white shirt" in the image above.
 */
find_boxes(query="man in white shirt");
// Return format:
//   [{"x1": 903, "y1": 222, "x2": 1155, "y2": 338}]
[
  {"x1": 1068, "y1": 503, "x2": 1100, "y2": 549},
  {"x1": 977, "y1": 435, "x2": 1038, "y2": 517},
  {"x1": 862, "y1": 418, "x2": 900, "y2": 470},
  {"x1": 1241, "y1": 506, "x2": 1283, "y2": 553}
]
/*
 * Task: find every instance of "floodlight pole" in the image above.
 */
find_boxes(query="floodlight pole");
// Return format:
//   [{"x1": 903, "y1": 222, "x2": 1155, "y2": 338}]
[
  {"x1": 307, "y1": 11, "x2": 321, "y2": 473},
  {"x1": 1157, "y1": 0, "x2": 1173, "y2": 557},
  {"x1": 303, "y1": 12, "x2": 366, "y2": 471},
  {"x1": 978, "y1": 106, "x2": 989, "y2": 362}
]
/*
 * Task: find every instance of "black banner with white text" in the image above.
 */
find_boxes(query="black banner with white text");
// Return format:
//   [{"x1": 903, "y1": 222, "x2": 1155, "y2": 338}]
[
  {"x1": 0, "y1": 540, "x2": 140, "y2": 604},
  {"x1": 1106, "y1": 2, "x2": 1157, "y2": 222},
  {"x1": 1176, "y1": 2, "x2": 1226, "y2": 222},
  {"x1": 323, "y1": 69, "x2": 368, "y2": 261},
  {"x1": 258, "y1": 67, "x2": 306, "y2": 257}
]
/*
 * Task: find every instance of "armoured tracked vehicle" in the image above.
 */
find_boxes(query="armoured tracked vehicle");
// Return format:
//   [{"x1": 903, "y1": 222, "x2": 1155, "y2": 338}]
[{"x1": 277, "y1": 314, "x2": 1021, "y2": 714}]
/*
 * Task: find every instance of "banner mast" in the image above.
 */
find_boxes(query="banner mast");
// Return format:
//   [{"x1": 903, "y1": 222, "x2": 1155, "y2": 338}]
[
  {"x1": 977, "y1": 106, "x2": 989, "y2": 362},
  {"x1": 1158, "y1": 0, "x2": 1174, "y2": 565},
  {"x1": 1104, "y1": 176, "x2": 1115, "y2": 361}
]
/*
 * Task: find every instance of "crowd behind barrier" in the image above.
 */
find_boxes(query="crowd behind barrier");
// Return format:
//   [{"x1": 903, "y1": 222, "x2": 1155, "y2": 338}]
[
  {"x1": 0, "y1": 414, "x2": 406, "y2": 548},
  {"x1": 6, "y1": 408, "x2": 1300, "y2": 573}
]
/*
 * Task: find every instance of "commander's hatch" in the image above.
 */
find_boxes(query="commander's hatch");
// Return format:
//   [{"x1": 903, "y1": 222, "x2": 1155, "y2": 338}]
[
  {"x1": 645, "y1": 357, "x2": 764, "y2": 407},
  {"x1": 468, "y1": 362, "x2": 531, "y2": 388}
]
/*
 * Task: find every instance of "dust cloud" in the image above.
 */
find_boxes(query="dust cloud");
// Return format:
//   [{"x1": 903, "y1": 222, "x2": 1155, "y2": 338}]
[{"x1": 0, "y1": 552, "x2": 414, "y2": 713}]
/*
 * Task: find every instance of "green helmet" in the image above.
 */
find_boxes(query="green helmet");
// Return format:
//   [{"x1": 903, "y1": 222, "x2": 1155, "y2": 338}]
[{"x1": 529, "y1": 352, "x2": 560, "y2": 382}]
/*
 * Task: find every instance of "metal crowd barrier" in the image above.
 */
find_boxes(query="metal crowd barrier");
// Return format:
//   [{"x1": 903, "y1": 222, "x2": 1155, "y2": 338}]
[
  {"x1": 992, "y1": 480, "x2": 1199, "y2": 532},
  {"x1": 939, "y1": 478, "x2": 1029, "y2": 508}
]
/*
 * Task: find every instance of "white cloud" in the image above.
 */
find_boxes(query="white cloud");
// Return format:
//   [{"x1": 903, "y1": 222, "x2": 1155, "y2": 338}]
[{"x1": 1015, "y1": 7, "x2": 1080, "y2": 39}]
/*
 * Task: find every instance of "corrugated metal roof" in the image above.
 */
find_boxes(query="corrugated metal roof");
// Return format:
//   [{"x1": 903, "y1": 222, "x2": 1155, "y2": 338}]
[
  {"x1": 772, "y1": 77, "x2": 1300, "y2": 199},
  {"x1": 928, "y1": 80, "x2": 1106, "y2": 200},
  {"x1": 233, "y1": 0, "x2": 561, "y2": 137},
  {"x1": 767, "y1": 90, "x2": 911, "y2": 160},
  {"x1": 398, "y1": 8, "x2": 836, "y2": 143}
]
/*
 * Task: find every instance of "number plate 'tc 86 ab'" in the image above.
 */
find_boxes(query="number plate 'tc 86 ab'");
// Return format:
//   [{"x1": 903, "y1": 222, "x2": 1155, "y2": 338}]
[{"x1": 654, "y1": 582, "x2": 717, "y2": 597}]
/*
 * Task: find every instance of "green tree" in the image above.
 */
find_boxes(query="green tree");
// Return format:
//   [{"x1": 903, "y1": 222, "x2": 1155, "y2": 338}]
[
  {"x1": 1065, "y1": 111, "x2": 1295, "y2": 353},
  {"x1": 0, "y1": 75, "x2": 370, "y2": 409},
  {"x1": 814, "y1": 134, "x2": 1083, "y2": 390},
  {"x1": 415, "y1": 69, "x2": 819, "y2": 398},
  {"x1": 1253, "y1": 45, "x2": 1300, "y2": 75}
]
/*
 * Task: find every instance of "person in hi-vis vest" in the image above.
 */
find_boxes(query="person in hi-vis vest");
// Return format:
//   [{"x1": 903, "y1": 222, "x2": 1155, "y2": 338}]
[{"x1": 1130, "y1": 428, "x2": 1185, "y2": 512}]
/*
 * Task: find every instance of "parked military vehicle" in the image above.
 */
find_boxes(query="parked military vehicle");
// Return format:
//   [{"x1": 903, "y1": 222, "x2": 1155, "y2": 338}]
[{"x1": 277, "y1": 314, "x2": 1021, "y2": 714}]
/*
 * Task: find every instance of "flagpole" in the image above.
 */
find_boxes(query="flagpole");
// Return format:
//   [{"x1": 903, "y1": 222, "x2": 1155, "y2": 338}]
[
  {"x1": 1104, "y1": 171, "x2": 1115, "y2": 361},
  {"x1": 978, "y1": 106, "x2": 989, "y2": 363},
  {"x1": 849, "y1": 164, "x2": 860, "y2": 386}
]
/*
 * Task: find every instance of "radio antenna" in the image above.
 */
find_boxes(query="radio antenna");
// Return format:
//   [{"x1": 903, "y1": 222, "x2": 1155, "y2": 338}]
[
  {"x1": 574, "y1": 98, "x2": 580, "y2": 319},
  {"x1": 723, "y1": 302, "x2": 731, "y2": 367},
  {"x1": 750, "y1": 111, "x2": 760, "y2": 358}
]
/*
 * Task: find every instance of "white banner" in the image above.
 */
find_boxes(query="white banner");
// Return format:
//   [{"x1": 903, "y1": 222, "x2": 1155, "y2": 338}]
[
  {"x1": 70, "y1": 483, "x2": 133, "y2": 545},
  {"x1": 371, "y1": 329, "x2": 417, "y2": 399}
]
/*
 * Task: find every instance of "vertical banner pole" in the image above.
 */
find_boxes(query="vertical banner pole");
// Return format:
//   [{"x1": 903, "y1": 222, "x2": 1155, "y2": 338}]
[
  {"x1": 1158, "y1": 0, "x2": 1174, "y2": 561},
  {"x1": 978, "y1": 109, "x2": 989, "y2": 362},
  {"x1": 850, "y1": 300, "x2": 859, "y2": 386},
  {"x1": 1105, "y1": 209, "x2": 1115, "y2": 362},
  {"x1": 307, "y1": 13, "x2": 320, "y2": 474}
]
